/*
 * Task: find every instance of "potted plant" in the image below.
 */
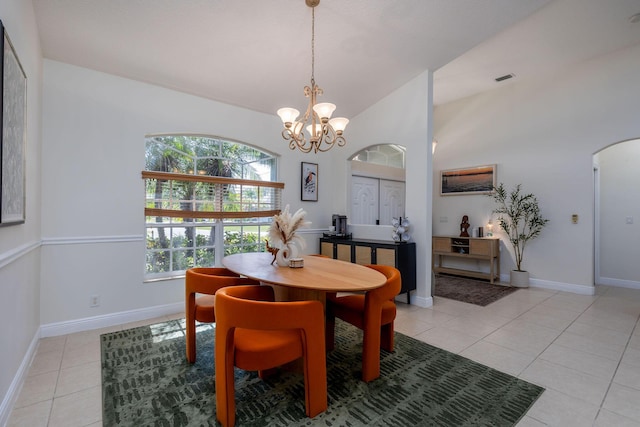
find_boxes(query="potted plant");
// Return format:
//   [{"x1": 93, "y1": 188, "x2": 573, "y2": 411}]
[{"x1": 490, "y1": 183, "x2": 549, "y2": 287}]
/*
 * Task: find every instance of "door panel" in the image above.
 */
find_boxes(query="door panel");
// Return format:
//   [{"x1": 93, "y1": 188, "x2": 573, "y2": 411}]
[
  {"x1": 379, "y1": 180, "x2": 405, "y2": 225},
  {"x1": 351, "y1": 176, "x2": 379, "y2": 225}
]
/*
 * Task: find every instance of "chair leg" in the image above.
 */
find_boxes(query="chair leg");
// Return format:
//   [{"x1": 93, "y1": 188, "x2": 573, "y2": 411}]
[
  {"x1": 186, "y1": 293, "x2": 196, "y2": 363},
  {"x1": 361, "y1": 324, "x2": 381, "y2": 383},
  {"x1": 303, "y1": 344, "x2": 328, "y2": 417},
  {"x1": 381, "y1": 322, "x2": 394, "y2": 352},
  {"x1": 325, "y1": 311, "x2": 336, "y2": 352},
  {"x1": 216, "y1": 339, "x2": 237, "y2": 427}
]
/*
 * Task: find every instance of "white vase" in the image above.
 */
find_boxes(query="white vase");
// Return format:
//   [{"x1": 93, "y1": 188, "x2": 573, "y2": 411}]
[
  {"x1": 275, "y1": 242, "x2": 298, "y2": 267},
  {"x1": 510, "y1": 270, "x2": 530, "y2": 287}
]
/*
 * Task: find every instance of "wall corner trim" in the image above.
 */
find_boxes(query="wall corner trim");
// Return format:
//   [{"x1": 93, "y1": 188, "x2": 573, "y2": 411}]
[
  {"x1": 0, "y1": 329, "x2": 40, "y2": 426},
  {"x1": 0, "y1": 241, "x2": 41, "y2": 270}
]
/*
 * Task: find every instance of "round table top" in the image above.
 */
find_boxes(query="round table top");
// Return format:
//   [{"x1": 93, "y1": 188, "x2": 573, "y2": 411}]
[{"x1": 222, "y1": 252, "x2": 387, "y2": 292}]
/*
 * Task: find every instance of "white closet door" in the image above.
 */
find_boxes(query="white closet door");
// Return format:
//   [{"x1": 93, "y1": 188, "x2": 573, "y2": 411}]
[
  {"x1": 351, "y1": 176, "x2": 379, "y2": 225},
  {"x1": 379, "y1": 180, "x2": 405, "y2": 225}
]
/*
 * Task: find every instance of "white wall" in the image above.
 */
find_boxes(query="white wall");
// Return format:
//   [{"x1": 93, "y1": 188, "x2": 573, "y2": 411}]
[
  {"x1": 597, "y1": 139, "x2": 640, "y2": 287},
  {"x1": 39, "y1": 60, "x2": 339, "y2": 328},
  {"x1": 330, "y1": 70, "x2": 434, "y2": 307},
  {"x1": 0, "y1": 0, "x2": 42, "y2": 422},
  {"x1": 433, "y1": 43, "x2": 640, "y2": 293}
]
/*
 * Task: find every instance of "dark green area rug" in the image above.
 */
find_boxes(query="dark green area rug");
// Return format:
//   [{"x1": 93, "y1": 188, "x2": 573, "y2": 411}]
[
  {"x1": 101, "y1": 319, "x2": 543, "y2": 426},
  {"x1": 434, "y1": 274, "x2": 519, "y2": 306}
]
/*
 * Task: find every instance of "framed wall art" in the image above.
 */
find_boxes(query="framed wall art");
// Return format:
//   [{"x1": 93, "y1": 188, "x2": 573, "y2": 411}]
[
  {"x1": 440, "y1": 164, "x2": 496, "y2": 196},
  {"x1": 1, "y1": 20, "x2": 27, "y2": 226},
  {"x1": 301, "y1": 162, "x2": 318, "y2": 201}
]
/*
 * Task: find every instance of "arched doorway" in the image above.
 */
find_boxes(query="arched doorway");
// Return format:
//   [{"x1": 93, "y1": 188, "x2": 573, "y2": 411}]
[
  {"x1": 349, "y1": 144, "x2": 406, "y2": 226},
  {"x1": 594, "y1": 138, "x2": 640, "y2": 289}
]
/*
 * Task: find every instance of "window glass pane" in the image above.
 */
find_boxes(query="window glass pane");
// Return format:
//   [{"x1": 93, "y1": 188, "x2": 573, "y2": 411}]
[
  {"x1": 195, "y1": 248, "x2": 215, "y2": 266},
  {"x1": 146, "y1": 250, "x2": 170, "y2": 274},
  {"x1": 351, "y1": 144, "x2": 405, "y2": 168},
  {"x1": 172, "y1": 249, "x2": 193, "y2": 271}
]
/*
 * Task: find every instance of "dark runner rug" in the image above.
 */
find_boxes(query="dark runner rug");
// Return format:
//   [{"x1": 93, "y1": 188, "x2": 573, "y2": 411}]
[
  {"x1": 434, "y1": 274, "x2": 519, "y2": 306},
  {"x1": 101, "y1": 319, "x2": 543, "y2": 426}
]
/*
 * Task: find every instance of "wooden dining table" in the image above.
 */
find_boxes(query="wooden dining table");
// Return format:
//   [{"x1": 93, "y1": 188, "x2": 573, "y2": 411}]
[{"x1": 222, "y1": 252, "x2": 387, "y2": 303}]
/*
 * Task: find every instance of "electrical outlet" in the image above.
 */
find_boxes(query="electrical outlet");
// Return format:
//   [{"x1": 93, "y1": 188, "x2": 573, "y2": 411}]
[
  {"x1": 571, "y1": 214, "x2": 579, "y2": 224},
  {"x1": 626, "y1": 216, "x2": 634, "y2": 224},
  {"x1": 90, "y1": 295, "x2": 100, "y2": 307}
]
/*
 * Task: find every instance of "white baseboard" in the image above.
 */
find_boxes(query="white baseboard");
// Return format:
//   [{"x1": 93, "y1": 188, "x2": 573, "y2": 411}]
[
  {"x1": 396, "y1": 292, "x2": 433, "y2": 308},
  {"x1": 0, "y1": 330, "x2": 40, "y2": 427},
  {"x1": 409, "y1": 294, "x2": 433, "y2": 308},
  {"x1": 530, "y1": 279, "x2": 595, "y2": 295},
  {"x1": 40, "y1": 302, "x2": 184, "y2": 338},
  {"x1": 597, "y1": 277, "x2": 640, "y2": 290},
  {"x1": 498, "y1": 274, "x2": 595, "y2": 295}
]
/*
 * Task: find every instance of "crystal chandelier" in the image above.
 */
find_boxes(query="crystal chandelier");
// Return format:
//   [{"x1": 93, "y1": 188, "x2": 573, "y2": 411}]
[{"x1": 277, "y1": 0, "x2": 348, "y2": 154}]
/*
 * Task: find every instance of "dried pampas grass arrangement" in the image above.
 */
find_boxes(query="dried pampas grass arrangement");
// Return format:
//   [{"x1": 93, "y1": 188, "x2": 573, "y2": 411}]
[{"x1": 268, "y1": 205, "x2": 311, "y2": 249}]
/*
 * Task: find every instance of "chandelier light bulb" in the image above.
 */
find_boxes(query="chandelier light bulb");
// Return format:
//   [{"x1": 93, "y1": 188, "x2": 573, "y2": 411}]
[
  {"x1": 312, "y1": 102, "x2": 336, "y2": 121},
  {"x1": 277, "y1": 108, "x2": 300, "y2": 126},
  {"x1": 306, "y1": 123, "x2": 323, "y2": 138},
  {"x1": 329, "y1": 117, "x2": 349, "y2": 134}
]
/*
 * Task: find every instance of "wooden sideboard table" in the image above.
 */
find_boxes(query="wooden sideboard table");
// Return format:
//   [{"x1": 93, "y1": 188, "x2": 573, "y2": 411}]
[{"x1": 432, "y1": 236, "x2": 500, "y2": 284}]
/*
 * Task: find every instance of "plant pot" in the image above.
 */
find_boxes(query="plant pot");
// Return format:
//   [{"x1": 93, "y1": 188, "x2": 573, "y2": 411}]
[{"x1": 510, "y1": 270, "x2": 529, "y2": 287}]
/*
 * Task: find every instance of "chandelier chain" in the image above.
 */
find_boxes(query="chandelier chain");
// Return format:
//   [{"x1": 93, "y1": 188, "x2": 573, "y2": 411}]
[{"x1": 311, "y1": 6, "x2": 315, "y2": 84}]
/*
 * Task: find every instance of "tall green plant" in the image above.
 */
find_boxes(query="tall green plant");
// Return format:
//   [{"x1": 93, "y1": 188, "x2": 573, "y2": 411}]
[{"x1": 490, "y1": 183, "x2": 549, "y2": 271}]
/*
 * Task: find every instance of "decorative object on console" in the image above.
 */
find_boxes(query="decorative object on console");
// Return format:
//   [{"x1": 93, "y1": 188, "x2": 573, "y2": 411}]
[
  {"x1": 459, "y1": 215, "x2": 470, "y2": 237},
  {"x1": 276, "y1": 0, "x2": 348, "y2": 154},
  {"x1": 490, "y1": 183, "x2": 549, "y2": 287},
  {"x1": 267, "y1": 205, "x2": 311, "y2": 267},
  {"x1": 486, "y1": 220, "x2": 494, "y2": 237},
  {"x1": 391, "y1": 216, "x2": 411, "y2": 242}
]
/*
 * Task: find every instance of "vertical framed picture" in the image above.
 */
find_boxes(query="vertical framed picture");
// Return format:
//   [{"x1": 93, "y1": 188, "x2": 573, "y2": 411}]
[
  {"x1": 1, "y1": 20, "x2": 27, "y2": 226},
  {"x1": 301, "y1": 162, "x2": 318, "y2": 201},
  {"x1": 440, "y1": 164, "x2": 496, "y2": 196}
]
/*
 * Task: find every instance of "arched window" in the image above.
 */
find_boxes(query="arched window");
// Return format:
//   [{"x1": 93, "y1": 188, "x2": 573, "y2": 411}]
[{"x1": 143, "y1": 135, "x2": 280, "y2": 280}]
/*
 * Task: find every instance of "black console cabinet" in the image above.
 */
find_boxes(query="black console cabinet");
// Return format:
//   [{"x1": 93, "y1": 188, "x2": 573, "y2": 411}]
[{"x1": 319, "y1": 237, "x2": 417, "y2": 304}]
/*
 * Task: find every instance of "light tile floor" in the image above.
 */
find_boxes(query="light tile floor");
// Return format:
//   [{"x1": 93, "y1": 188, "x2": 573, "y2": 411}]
[{"x1": 7, "y1": 285, "x2": 640, "y2": 426}]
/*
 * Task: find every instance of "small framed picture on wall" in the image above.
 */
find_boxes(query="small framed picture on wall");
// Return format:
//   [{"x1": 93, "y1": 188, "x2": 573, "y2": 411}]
[{"x1": 301, "y1": 162, "x2": 318, "y2": 201}]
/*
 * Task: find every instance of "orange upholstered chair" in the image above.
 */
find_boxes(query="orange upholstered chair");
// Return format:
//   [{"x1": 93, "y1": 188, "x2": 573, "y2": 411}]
[
  {"x1": 326, "y1": 264, "x2": 401, "y2": 382},
  {"x1": 215, "y1": 285, "x2": 327, "y2": 427},
  {"x1": 185, "y1": 267, "x2": 258, "y2": 363}
]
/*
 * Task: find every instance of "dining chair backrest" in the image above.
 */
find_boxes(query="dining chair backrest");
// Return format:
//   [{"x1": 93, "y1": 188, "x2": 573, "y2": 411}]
[
  {"x1": 185, "y1": 267, "x2": 258, "y2": 363},
  {"x1": 214, "y1": 285, "x2": 327, "y2": 426}
]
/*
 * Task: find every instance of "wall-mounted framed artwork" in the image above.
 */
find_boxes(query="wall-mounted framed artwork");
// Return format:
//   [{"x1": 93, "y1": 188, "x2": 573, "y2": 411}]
[
  {"x1": 440, "y1": 164, "x2": 496, "y2": 196},
  {"x1": 301, "y1": 162, "x2": 318, "y2": 201},
  {"x1": 1, "y1": 20, "x2": 27, "y2": 226}
]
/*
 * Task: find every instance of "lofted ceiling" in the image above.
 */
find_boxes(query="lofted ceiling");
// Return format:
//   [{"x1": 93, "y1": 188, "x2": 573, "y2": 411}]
[{"x1": 32, "y1": 0, "x2": 640, "y2": 118}]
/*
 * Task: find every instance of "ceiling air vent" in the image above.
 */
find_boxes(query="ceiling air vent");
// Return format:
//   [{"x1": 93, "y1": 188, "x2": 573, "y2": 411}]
[{"x1": 495, "y1": 73, "x2": 515, "y2": 82}]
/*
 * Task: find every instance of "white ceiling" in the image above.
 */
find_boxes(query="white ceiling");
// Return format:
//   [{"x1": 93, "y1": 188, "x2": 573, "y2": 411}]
[{"x1": 32, "y1": 0, "x2": 640, "y2": 118}]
